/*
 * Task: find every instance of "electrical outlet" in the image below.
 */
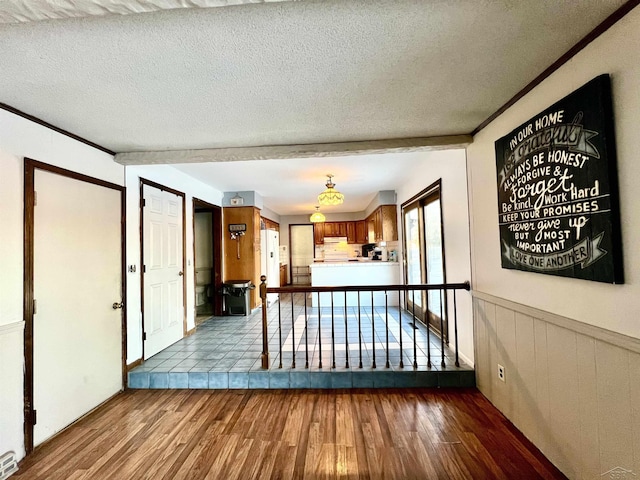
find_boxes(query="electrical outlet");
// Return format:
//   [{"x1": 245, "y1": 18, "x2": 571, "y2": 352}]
[{"x1": 498, "y1": 364, "x2": 506, "y2": 382}]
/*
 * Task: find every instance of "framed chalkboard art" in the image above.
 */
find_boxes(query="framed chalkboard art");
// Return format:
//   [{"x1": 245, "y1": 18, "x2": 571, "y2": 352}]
[{"x1": 494, "y1": 75, "x2": 623, "y2": 284}]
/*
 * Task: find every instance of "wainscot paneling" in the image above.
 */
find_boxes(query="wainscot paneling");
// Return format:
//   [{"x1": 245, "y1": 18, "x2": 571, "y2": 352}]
[{"x1": 473, "y1": 291, "x2": 640, "y2": 479}]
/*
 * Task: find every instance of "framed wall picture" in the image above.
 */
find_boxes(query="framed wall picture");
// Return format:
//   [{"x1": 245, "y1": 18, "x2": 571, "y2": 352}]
[{"x1": 494, "y1": 75, "x2": 623, "y2": 284}]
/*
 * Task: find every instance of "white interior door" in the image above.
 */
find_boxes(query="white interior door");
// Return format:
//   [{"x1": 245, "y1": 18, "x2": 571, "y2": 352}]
[
  {"x1": 261, "y1": 230, "x2": 279, "y2": 305},
  {"x1": 33, "y1": 169, "x2": 122, "y2": 446},
  {"x1": 143, "y1": 184, "x2": 184, "y2": 359}
]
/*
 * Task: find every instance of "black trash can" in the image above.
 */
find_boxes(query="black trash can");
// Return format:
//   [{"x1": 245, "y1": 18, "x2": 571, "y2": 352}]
[{"x1": 222, "y1": 280, "x2": 255, "y2": 316}]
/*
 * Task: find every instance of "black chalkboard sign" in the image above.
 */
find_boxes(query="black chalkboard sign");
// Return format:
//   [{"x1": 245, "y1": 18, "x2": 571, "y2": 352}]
[{"x1": 494, "y1": 75, "x2": 623, "y2": 284}]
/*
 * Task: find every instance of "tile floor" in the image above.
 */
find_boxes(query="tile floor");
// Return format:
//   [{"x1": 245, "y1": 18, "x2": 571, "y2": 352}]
[{"x1": 129, "y1": 292, "x2": 474, "y2": 389}]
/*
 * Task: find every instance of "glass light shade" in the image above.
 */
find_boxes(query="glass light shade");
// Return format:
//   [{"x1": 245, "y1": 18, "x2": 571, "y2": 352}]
[
  {"x1": 317, "y1": 187, "x2": 344, "y2": 205},
  {"x1": 310, "y1": 210, "x2": 326, "y2": 223},
  {"x1": 317, "y1": 175, "x2": 344, "y2": 205}
]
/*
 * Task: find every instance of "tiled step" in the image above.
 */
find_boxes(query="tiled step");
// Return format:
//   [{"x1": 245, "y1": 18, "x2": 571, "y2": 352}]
[{"x1": 128, "y1": 368, "x2": 475, "y2": 390}]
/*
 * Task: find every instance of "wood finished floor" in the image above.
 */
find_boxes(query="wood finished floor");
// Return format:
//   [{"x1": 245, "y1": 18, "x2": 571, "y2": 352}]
[{"x1": 15, "y1": 389, "x2": 566, "y2": 479}]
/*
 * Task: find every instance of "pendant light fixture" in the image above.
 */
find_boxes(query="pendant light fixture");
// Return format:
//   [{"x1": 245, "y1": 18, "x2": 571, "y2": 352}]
[
  {"x1": 309, "y1": 206, "x2": 326, "y2": 223},
  {"x1": 317, "y1": 174, "x2": 344, "y2": 206}
]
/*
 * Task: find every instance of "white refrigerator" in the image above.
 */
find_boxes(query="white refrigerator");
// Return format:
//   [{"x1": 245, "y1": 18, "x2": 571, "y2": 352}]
[{"x1": 260, "y1": 229, "x2": 280, "y2": 306}]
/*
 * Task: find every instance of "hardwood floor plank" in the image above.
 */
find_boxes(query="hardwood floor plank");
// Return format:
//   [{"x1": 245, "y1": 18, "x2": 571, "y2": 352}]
[
  {"x1": 222, "y1": 438, "x2": 255, "y2": 480},
  {"x1": 267, "y1": 443, "x2": 297, "y2": 480},
  {"x1": 14, "y1": 388, "x2": 567, "y2": 480},
  {"x1": 348, "y1": 392, "x2": 371, "y2": 479}
]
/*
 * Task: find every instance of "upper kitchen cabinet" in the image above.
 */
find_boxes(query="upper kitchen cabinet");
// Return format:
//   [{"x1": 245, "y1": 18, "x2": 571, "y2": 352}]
[
  {"x1": 324, "y1": 221, "x2": 347, "y2": 237},
  {"x1": 347, "y1": 220, "x2": 368, "y2": 244},
  {"x1": 355, "y1": 220, "x2": 368, "y2": 244},
  {"x1": 314, "y1": 213, "x2": 395, "y2": 245},
  {"x1": 346, "y1": 221, "x2": 356, "y2": 243},
  {"x1": 367, "y1": 205, "x2": 397, "y2": 243},
  {"x1": 314, "y1": 222, "x2": 325, "y2": 245}
]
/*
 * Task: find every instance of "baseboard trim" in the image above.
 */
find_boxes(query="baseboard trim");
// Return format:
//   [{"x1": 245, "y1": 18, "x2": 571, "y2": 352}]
[
  {"x1": 127, "y1": 358, "x2": 143, "y2": 371},
  {"x1": 472, "y1": 290, "x2": 640, "y2": 354}
]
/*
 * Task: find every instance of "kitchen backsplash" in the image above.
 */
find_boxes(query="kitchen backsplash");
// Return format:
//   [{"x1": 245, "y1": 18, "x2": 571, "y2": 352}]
[{"x1": 315, "y1": 239, "x2": 399, "y2": 261}]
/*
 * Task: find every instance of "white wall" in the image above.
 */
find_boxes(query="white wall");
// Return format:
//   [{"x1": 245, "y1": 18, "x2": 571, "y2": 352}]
[
  {"x1": 260, "y1": 206, "x2": 280, "y2": 224},
  {"x1": 394, "y1": 149, "x2": 474, "y2": 365},
  {"x1": 468, "y1": 7, "x2": 640, "y2": 337},
  {"x1": 467, "y1": 6, "x2": 640, "y2": 478},
  {"x1": 0, "y1": 109, "x2": 123, "y2": 461},
  {"x1": 124, "y1": 165, "x2": 222, "y2": 363}
]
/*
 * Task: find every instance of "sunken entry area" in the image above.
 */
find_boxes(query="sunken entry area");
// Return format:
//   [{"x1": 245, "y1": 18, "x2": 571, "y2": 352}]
[{"x1": 128, "y1": 293, "x2": 474, "y2": 390}]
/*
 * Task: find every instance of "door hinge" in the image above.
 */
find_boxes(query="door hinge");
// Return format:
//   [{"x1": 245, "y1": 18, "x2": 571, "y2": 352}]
[
  {"x1": 141, "y1": 198, "x2": 146, "y2": 208},
  {"x1": 142, "y1": 332, "x2": 147, "y2": 341},
  {"x1": 143, "y1": 265, "x2": 146, "y2": 273},
  {"x1": 34, "y1": 191, "x2": 37, "y2": 206},
  {"x1": 33, "y1": 299, "x2": 37, "y2": 314},
  {"x1": 33, "y1": 409, "x2": 37, "y2": 425}
]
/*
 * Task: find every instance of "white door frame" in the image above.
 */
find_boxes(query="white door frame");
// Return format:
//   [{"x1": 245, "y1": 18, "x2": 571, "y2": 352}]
[
  {"x1": 139, "y1": 178, "x2": 187, "y2": 360},
  {"x1": 23, "y1": 158, "x2": 126, "y2": 455}
]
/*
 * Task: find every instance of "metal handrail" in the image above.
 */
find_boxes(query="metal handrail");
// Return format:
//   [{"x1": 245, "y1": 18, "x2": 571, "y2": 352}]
[
  {"x1": 259, "y1": 278, "x2": 470, "y2": 370},
  {"x1": 265, "y1": 282, "x2": 470, "y2": 294}
]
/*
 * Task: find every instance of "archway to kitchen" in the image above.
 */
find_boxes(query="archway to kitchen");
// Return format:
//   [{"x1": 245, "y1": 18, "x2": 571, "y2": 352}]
[
  {"x1": 193, "y1": 198, "x2": 223, "y2": 323},
  {"x1": 289, "y1": 224, "x2": 314, "y2": 285},
  {"x1": 126, "y1": 148, "x2": 475, "y2": 387}
]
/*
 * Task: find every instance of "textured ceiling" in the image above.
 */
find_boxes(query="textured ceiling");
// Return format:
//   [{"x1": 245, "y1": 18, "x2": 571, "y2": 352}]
[
  {"x1": 174, "y1": 149, "x2": 465, "y2": 215},
  {"x1": 0, "y1": 0, "x2": 294, "y2": 23},
  {"x1": 0, "y1": 0, "x2": 627, "y2": 153},
  {"x1": 0, "y1": 1, "x2": 631, "y2": 216}
]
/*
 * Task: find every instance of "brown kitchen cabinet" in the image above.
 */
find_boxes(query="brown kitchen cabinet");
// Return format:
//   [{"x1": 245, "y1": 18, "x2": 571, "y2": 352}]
[
  {"x1": 346, "y1": 221, "x2": 356, "y2": 243},
  {"x1": 280, "y1": 264, "x2": 287, "y2": 286},
  {"x1": 314, "y1": 222, "x2": 325, "y2": 245},
  {"x1": 261, "y1": 217, "x2": 279, "y2": 231},
  {"x1": 366, "y1": 205, "x2": 397, "y2": 242},
  {"x1": 355, "y1": 220, "x2": 367, "y2": 244},
  {"x1": 346, "y1": 221, "x2": 367, "y2": 244},
  {"x1": 314, "y1": 211, "x2": 396, "y2": 245},
  {"x1": 324, "y1": 221, "x2": 347, "y2": 237},
  {"x1": 223, "y1": 206, "x2": 263, "y2": 309}
]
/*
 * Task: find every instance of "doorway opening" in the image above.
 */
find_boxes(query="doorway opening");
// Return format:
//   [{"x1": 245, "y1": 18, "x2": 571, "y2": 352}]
[
  {"x1": 193, "y1": 198, "x2": 223, "y2": 324},
  {"x1": 289, "y1": 224, "x2": 314, "y2": 285}
]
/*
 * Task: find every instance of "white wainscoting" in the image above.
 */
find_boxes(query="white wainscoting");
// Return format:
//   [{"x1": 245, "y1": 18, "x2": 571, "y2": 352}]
[
  {"x1": 0, "y1": 321, "x2": 25, "y2": 461},
  {"x1": 473, "y1": 292, "x2": 640, "y2": 479}
]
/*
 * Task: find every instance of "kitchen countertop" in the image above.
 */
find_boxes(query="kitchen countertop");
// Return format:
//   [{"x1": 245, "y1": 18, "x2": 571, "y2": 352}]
[
  {"x1": 309, "y1": 260, "x2": 400, "y2": 306},
  {"x1": 310, "y1": 260, "x2": 398, "y2": 267}
]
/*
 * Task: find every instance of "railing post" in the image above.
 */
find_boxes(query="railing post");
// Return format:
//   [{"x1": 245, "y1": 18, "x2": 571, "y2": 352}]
[
  {"x1": 412, "y1": 290, "x2": 418, "y2": 369},
  {"x1": 344, "y1": 292, "x2": 349, "y2": 369},
  {"x1": 453, "y1": 290, "x2": 460, "y2": 367},
  {"x1": 317, "y1": 292, "x2": 323, "y2": 369},
  {"x1": 260, "y1": 275, "x2": 269, "y2": 369},
  {"x1": 291, "y1": 292, "x2": 296, "y2": 369},
  {"x1": 398, "y1": 290, "x2": 404, "y2": 369},
  {"x1": 304, "y1": 292, "x2": 309, "y2": 369},
  {"x1": 331, "y1": 293, "x2": 336, "y2": 369},
  {"x1": 439, "y1": 288, "x2": 445, "y2": 368},
  {"x1": 277, "y1": 298, "x2": 283, "y2": 369},
  {"x1": 371, "y1": 291, "x2": 376, "y2": 369},
  {"x1": 385, "y1": 291, "x2": 389, "y2": 369}
]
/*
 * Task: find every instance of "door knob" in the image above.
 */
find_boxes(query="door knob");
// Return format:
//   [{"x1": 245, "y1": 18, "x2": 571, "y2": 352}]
[
  {"x1": 112, "y1": 302, "x2": 124, "y2": 309},
  {"x1": 178, "y1": 271, "x2": 184, "y2": 276}
]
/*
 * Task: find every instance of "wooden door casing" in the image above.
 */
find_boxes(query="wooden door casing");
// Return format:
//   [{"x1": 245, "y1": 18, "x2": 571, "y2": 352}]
[{"x1": 23, "y1": 158, "x2": 126, "y2": 454}]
